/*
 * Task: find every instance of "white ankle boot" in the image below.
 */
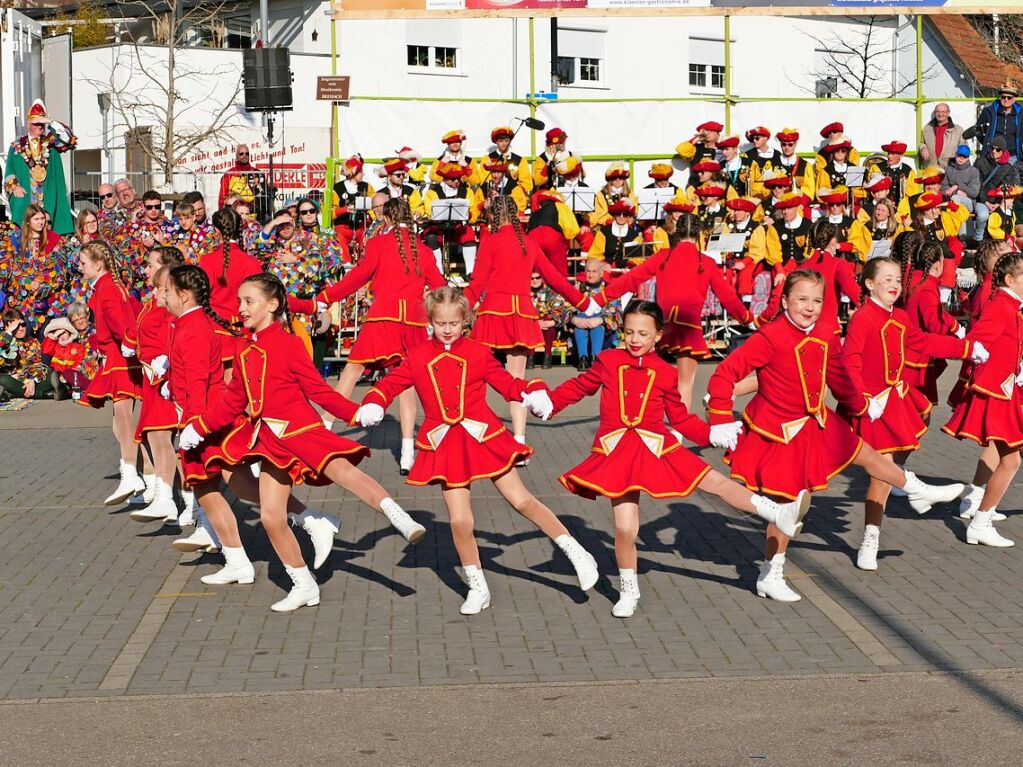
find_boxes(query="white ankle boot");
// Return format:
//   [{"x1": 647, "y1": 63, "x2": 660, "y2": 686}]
[
  {"x1": 291, "y1": 508, "x2": 340, "y2": 569},
  {"x1": 178, "y1": 489, "x2": 197, "y2": 527},
  {"x1": 201, "y1": 546, "x2": 255, "y2": 585},
  {"x1": 173, "y1": 509, "x2": 221, "y2": 553},
  {"x1": 129, "y1": 473, "x2": 157, "y2": 505},
  {"x1": 612, "y1": 569, "x2": 640, "y2": 618},
  {"x1": 958, "y1": 485, "x2": 1004, "y2": 521},
  {"x1": 756, "y1": 554, "x2": 801, "y2": 602},
  {"x1": 857, "y1": 525, "x2": 881, "y2": 571},
  {"x1": 554, "y1": 534, "x2": 599, "y2": 591},
  {"x1": 105, "y1": 460, "x2": 147, "y2": 506},
  {"x1": 271, "y1": 565, "x2": 320, "y2": 612},
  {"x1": 752, "y1": 490, "x2": 811, "y2": 538},
  {"x1": 399, "y1": 439, "x2": 415, "y2": 476},
  {"x1": 966, "y1": 510, "x2": 1015, "y2": 547},
  {"x1": 381, "y1": 498, "x2": 426, "y2": 543},
  {"x1": 902, "y1": 471, "x2": 965, "y2": 515},
  {"x1": 130, "y1": 478, "x2": 178, "y2": 523},
  {"x1": 460, "y1": 565, "x2": 491, "y2": 615},
  {"x1": 514, "y1": 434, "x2": 529, "y2": 467}
]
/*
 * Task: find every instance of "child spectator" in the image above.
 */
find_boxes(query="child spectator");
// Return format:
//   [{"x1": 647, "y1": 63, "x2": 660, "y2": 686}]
[
  {"x1": 0, "y1": 309, "x2": 53, "y2": 399},
  {"x1": 42, "y1": 316, "x2": 89, "y2": 400}
]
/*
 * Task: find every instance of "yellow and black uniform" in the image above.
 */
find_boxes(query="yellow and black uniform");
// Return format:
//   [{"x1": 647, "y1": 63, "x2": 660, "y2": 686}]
[
  {"x1": 778, "y1": 218, "x2": 813, "y2": 265},
  {"x1": 588, "y1": 222, "x2": 643, "y2": 269},
  {"x1": 332, "y1": 179, "x2": 375, "y2": 228}
]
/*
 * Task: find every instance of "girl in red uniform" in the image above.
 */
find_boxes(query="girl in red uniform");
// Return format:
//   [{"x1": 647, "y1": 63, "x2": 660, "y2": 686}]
[
  {"x1": 355, "y1": 287, "x2": 600, "y2": 616},
  {"x1": 198, "y1": 207, "x2": 262, "y2": 369},
  {"x1": 321, "y1": 199, "x2": 446, "y2": 474},
  {"x1": 843, "y1": 257, "x2": 984, "y2": 570},
  {"x1": 179, "y1": 273, "x2": 427, "y2": 611},
  {"x1": 942, "y1": 251, "x2": 1023, "y2": 548},
  {"x1": 538, "y1": 301, "x2": 810, "y2": 618},
  {"x1": 591, "y1": 215, "x2": 755, "y2": 409},
  {"x1": 782, "y1": 220, "x2": 860, "y2": 329},
  {"x1": 129, "y1": 247, "x2": 185, "y2": 526},
  {"x1": 707, "y1": 270, "x2": 964, "y2": 601},
  {"x1": 465, "y1": 196, "x2": 598, "y2": 449},
  {"x1": 78, "y1": 241, "x2": 145, "y2": 506}
]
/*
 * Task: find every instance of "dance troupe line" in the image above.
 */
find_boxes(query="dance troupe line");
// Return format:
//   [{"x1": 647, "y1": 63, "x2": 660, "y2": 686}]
[{"x1": 77, "y1": 193, "x2": 1019, "y2": 618}]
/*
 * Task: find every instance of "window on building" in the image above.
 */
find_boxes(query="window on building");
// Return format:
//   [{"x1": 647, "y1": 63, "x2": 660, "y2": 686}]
[
  {"x1": 711, "y1": 65, "x2": 726, "y2": 90},
  {"x1": 558, "y1": 26, "x2": 605, "y2": 86},
  {"x1": 406, "y1": 20, "x2": 461, "y2": 73},
  {"x1": 688, "y1": 37, "x2": 728, "y2": 92},
  {"x1": 434, "y1": 46, "x2": 457, "y2": 69},
  {"x1": 224, "y1": 15, "x2": 252, "y2": 49},
  {"x1": 689, "y1": 64, "x2": 707, "y2": 88},
  {"x1": 580, "y1": 57, "x2": 600, "y2": 82},
  {"x1": 407, "y1": 44, "x2": 429, "y2": 67}
]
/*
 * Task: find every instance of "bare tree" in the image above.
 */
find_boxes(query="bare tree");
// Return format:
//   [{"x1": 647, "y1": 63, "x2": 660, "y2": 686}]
[
  {"x1": 968, "y1": 14, "x2": 1023, "y2": 71},
  {"x1": 85, "y1": 0, "x2": 246, "y2": 189}
]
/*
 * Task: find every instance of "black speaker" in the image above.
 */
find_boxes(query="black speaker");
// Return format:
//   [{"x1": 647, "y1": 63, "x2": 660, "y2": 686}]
[{"x1": 243, "y1": 48, "x2": 293, "y2": 112}]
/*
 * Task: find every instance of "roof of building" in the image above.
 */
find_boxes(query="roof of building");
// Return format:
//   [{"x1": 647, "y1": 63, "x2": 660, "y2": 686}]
[{"x1": 929, "y1": 15, "x2": 1023, "y2": 94}]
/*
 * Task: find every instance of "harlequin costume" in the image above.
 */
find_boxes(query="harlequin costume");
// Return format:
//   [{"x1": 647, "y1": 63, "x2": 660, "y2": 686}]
[
  {"x1": 80, "y1": 272, "x2": 142, "y2": 407},
  {"x1": 160, "y1": 219, "x2": 218, "y2": 265},
  {"x1": 0, "y1": 227, "x2": 65, "y2": 329},
  {"x1": 843, "y1": 298, "x2": 972, "y2": 454},
  {"x1": 132, "y1": 299, "x2": 179, "y2": 442},
  {"x1": 549, "y1": 348, "x2": 712, "y2": 500},
  {"x1": 189, "y1": 320, "x2": 368, "y2": 485},
  {"x1": 902, "y1": 270, "x2": 961, "y2": 405},
  {"x1": 465, "y1": 223, "x2": 587, "y2": 351},
  {"x1": 361, "y1": 336, "x2": 546, "y2": 488},
  {"x1": 113, "y1": 216, "x2": 166, "y2": 296},
  {"x1": 943, "y1": 289, "x2": 1023, "y2": 447},
  {"x1": 707, "y1": 315, "x2": 867, "y2": 500},
  {"x1": 593, "y1": 240, "x2": 754, "y2": 358},
  {"x1": 198, "y1": 242, "x2": 263, "y2": 362}
]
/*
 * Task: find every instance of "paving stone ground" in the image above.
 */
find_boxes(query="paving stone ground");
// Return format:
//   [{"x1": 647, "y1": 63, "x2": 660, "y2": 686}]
[{"x1": 2, "y1": 363, "x2": 1022, "y2": 701}]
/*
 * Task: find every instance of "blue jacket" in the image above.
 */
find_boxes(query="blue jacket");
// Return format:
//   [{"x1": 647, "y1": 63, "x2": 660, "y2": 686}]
[{"x1": 974, "y1": 100, "x2": 1023, "y2": 158}]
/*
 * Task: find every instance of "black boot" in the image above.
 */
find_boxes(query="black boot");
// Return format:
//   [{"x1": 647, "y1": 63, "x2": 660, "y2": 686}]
[
  {"x1": 576, "y1": 355, "x2": 587, "y2": 371},
  {"x1": 526, "y1": 353, "x2": 535, "y2": 370},
  {"x1": 542, "y1": 352, "x2": 553, "y2": 369}
]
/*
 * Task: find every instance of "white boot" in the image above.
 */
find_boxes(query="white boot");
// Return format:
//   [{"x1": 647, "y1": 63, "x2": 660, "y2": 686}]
[
  {"x1": 462, "y1": 245, "x2": 477, "y2": 275},
  {"x1": 104, "y1": 460, "x2": 147, "y2": 506},
  {"x1": 178, "y1": 489, "x2": 197, "y2": 527},
  {"x1": 130, "y1": 478, "x2": 178, "y2": 523},
  {"x1": 857, "y1": 524, "x2": 881, "y2": 571},
  {"x1": 902, "y1": 471, "x2": 965, "y2": 515},
  {"x1": 612, "y1": 569, "x2": 640, "y2": 618},
  {"x1": 173, "y1": 509, "x2": 221, "y2": 553},
  {"x1": 381, "y1": 498, "x2": 426, "y2": 544},
  {"x1": 200, "y1": 546, "x2": 255, "y2": 585},
  {"x1": 554, "y1": 534, "x2": 599, "y2": 591},
  {"x1": 958, "y1": 484, "x2": 1004, "y2": 520},
  {"x1": 129, "y1": 473, "x2": 157, "y2": 505},
  {"x1": 291, "y1": 508, "x2": 340, "y2": 569},
  {"x1": 751, "y1": 490, "x2": 811, "y2": 538},
  {"x1": 514, "y1": 433, "x2": 529, "y2": 467},
  {"x1": 399, "y1": 438, "x2": 415, "y2": 476},
  {"x1": 460, "y1": 565, "x2": 491, "y2": 615},
  {"x1": 756, "y1": 554, "x2": 801, "y2": 602},
  {"x1": 966, "y1": 509, "x2": 1015, "y2": 547},
  {"x1": 271, "y1": 565, "x2": 320, "y2": 612}
]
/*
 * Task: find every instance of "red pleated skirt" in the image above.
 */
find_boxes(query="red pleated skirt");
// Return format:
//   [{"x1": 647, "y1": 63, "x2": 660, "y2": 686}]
[
  {"x1": 349, "y1": 320, "x2": 428, "y2": 368},
  {"x1": 179, "y1": 418, "x2": 253, "y2": 488},
  {"x1": 134, "y1": 376, "x2": 180, "y2": 442},
  {"x1": 472, "y1": 312, "x2": 544, "y2": 351},
  {"x1": 80, "y1": 353, "x2": 142, "y2": 408},
  {"x1": 249, "y1": 425, "x2": 370, "y2": 486},
  {"x1": 942, "y1": 387, "x2": 1023, "y2": 448},
  {"x1": 847, "y1": 385, "x2": 932, "y2": 455},
  {"x1": 560, "y1": 431, "x2": 712, "y2": 500},
  {"x1": 726, "y1": 411, "x2": 863, "y2": 500},
  {"x1": 407, "y1": 426, "x2": 531, "y2": 489},
  {"x1": 658, "y1": 322, "x2": 709, "y2": 359}
]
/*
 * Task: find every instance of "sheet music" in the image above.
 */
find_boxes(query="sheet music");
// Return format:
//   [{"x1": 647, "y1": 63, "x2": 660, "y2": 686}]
[
  {"x1": 430, "y1": 198, "x2": 470, "y2": 223},
  {"x1": 867, "y1": 238, "x2": 893, "y2": 260},
  {"x1": 844, "y1": 166, "x2": 867, "y2": 188},
  {"x1": 706, "y1": 233, "x2": 749, "y2": 254},
  {"x1": 557, "y1": 187, "x2": 596, "y2": 213},
  {"x1": 354, "y1": 197, "x2": 373, "y2": 211},
  {"x1": 637, "y1": 188, "x2": 675, "y2": 220}
]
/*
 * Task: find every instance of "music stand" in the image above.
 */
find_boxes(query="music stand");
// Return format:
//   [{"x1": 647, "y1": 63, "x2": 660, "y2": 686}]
[
  {"x1": 558, "y1": 187, "x2": 596, "y2": 214},
  {"x1": 867, "y1": 239, "x2": 893, "y2": 260},
  {"x1": 844, "y1": 166, "x2": 867, "y2": 188},
  {"x1": 431, "y1": 199, "x2": 470, "y2": 278},
  {"x1": 704, "y1": 232, "x2": 750, "y2": 352},
  {"x1": 637, "y1": 188, "x2": 675, "y2": 221}
]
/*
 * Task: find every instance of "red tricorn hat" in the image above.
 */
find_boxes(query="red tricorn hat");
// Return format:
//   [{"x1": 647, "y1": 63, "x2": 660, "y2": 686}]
[
  {"x1": 774, "y1": 192, "x2": 804, "y2": 210},
  {"x1": 664, "y1": 199, "x2": 695, "y2": 213},
  {"x1": 819, "y1": 121, "x2": 844, "y2": 138},
  {"x1": 483, "y1": 159, "x2": 509, "y2": 173},
  {"x1": 604, "y1": 161, "x2": 630, "y2": 180},
  {"x1": 761, "y1": 170, "x2": 791, "y2": 188},
  {"x1": 818, "y1": 187, "x2": 849, "y2": 205},
  {"x1": 378, "y1": 157, "x2": 409, "y2": 177},
  {"x1": 881, "y1": 141, "x2": 908, "y2": 155},
  {"x1": 648, "y1": 162, "x2": 674, "y2": 180},
  {"x1": 864, "y1": 173, "x2": 892, "y2": 192},
  {"x1": 916, "y1": 167, "x2": 944, "y2": 186},
  {"x1": 342, "y1": 154, "x2": 364, "y2": 175},
  {"x1": 717, "y1": 135, "x2": 740, "y2": 149},
  {"x1": 775, "y1": 127, "x2": 799, "y2": 142}
]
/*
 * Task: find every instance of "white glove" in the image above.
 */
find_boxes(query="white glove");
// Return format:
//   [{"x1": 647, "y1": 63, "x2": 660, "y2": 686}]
[
  {"x1": 316, "y1": 301, "x2": 328, "y2": 314},
  {"x1": 709, "y1": 421, "x2": 743, "y2": 451},
  {"x1": 120, "y1": 343, "x2": 136, "y2": 358},
  {"x1": 160, "y1": 382, "x2": 171, "y2": 400},
  {"x1": 970, "y1": 341, "x2": 989, "y2": 365},
  {"x1": 867, "y1": 396, "x2": 885, "y2": 422},
  {"x1": 150, "y1": 354, "x2": 169, "y2": 376},
  {"x1": 581, "y1": 298, "x2": 602, "y2": 317},
  {"x1": 356, "y1": 403, "x2": 384, "y2": 428},
  {"x1": 522, "y1": 389, "x2": 554, "y2": 421},
  {"x1": 50, "y1": 121, "x2": 71, "y2": 141},
  {"x1": 178, "y1": 423, "x2": 204, "y2": 451},
  {"x1": 954, "y1": 325, "x2": 966, "y2": 340},
  {"x1": 956, "y1": 268, "x2": 977, "y2": 290}
]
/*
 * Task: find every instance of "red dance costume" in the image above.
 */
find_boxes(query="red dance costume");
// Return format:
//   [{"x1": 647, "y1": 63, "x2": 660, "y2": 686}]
[
  {"x1": 198, "y1": 242, "x2": 263, "y2": 362},
  {"x1": 190, "y1": 321, "x2": 369, "y2": 485},
  {"x1": 549, "y1": 348, "x2": 712, "y2": 500},
  {"x1": 362, "y1": 336, "x2": 546, "y2": 488},
  {"x1": 902, "y1": 272, "x2": 961, "y2": 405},
  {"x1": 843, "y1": 298, "x2": 971, "y2": 454},
  {"x1": 943, "y1": 288, "x2": 1023, "y2": 448},
  {"x1": 133, "y1": 300, "x2": 180, "y2": 442},
  {"x1": 169, "y1": 308, "x2": 249, "y2": 486},
  {"x1": 595, "y1": 241, "x2": 754, "y2": 358},
  {"x1": 80, "y1": 272, "x2": 142, "y2": 407},
  {"x1": 465, "y1": 224, "x2": 588, "y2": 351},
  {"x1": 707, "y1": 315, "x2": 867, "y2": 500},
  {"x1": 780, "y1": 249, "x2": 860, "y2": 329},
  {"x1": 318, "y1": 228, "x2": 446, "y2": 368}
]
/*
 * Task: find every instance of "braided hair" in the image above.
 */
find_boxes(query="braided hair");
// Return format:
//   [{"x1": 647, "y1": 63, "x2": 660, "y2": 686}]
[
  {"x1": 168, "y1": 264, "x2": 235, "y2": 335},
  {"x1": 383, "y1": 198, "x2": 420, "y2": 276},
  {"x1": 858, "y1": 255, "x2": 902, "y2": 306},
  {"x1": 666, "y1": 214, "x2": 704, "y2": 273},
  {"x1": 808, "y1": 219, "x2": 839, "y2": 253},
  {"x1": 212, "y1": 208, "x2": 242, "y2": 286},
  {"x1": 241, "y1": 272, "x2": 294, "y2": 333},
  {"x1": 153, "y1": 245, "x2": 184, "y2": 268},
  {"x1": 892, "y1": 229, "x2": 925, "y2": 302},
  {"x1": 489, "y1": 196, "x2": 529, "y2": 260},
  {"x1": 974, "y1": 239, "x2": 1005, "y2": 283},
  {"x1": 80, "y1": 240, "x2": 126, "y2": 288},
  {"x1": 990, "y1": 250, "x2": 1023, "y2": 301}
]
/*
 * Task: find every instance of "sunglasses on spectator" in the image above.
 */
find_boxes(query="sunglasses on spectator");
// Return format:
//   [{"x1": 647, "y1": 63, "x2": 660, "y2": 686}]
[
  {"x1": 1000, "y1": 94, "x2": 1016, "y2": 100},
  {"x1": 144, "y1": 204, "x2": 161, "y2": 210},
  {"x1": 299, "y1": 208, "x2": 317, "y2": 214},
  {"x1": 780, "y1": 141, "x2": 796, "y2": 147},
  {"x1": 99, "y1": 192, "x2": 114, "y2": 200}
]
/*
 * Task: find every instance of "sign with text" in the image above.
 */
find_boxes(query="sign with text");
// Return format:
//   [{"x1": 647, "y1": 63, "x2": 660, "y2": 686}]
[{"x1": 316, "y1": 75, "x2": 351, "y2": 102}]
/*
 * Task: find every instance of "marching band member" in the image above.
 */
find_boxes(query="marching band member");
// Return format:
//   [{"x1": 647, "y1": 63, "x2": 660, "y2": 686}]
[
  {"x1": 815, "y1": 122, "x2": 861, "y2": 171},
  {"x1": 476, "y1": 126, "x2": 532, "y2": 194},
  {"x1": 897, "y1": 166, "x2": 944, "y2": 223},
  {"x1": 417, "y1": 162, "x2": 483, "y2": 276},
  {"x1": 868, "y1": 141, "x2": 914, "y2": 207},
  {"x1": 759, "y1": 170, "x2": 795, "y2": 220},
  {"x1": 817, "y1": 187, "x2": 855, "y2": 247},
  {"x1": 774, "y1": 192, "x2": 813, "y2": 266},
  {"x1": 644, "y1": 162, "x2": 677, "y2": 191},
  {"x1": 858, "y1": 172, "x2": 893, "y2": 223},
  {"x1": 908, "y1": 192, "x2": 969, "y2": 298},
  {"x1": 591, "y1": 162, "x2": 638, "y2": 228},
  {"x1": 377, "y1": 157, "x2": 416, "y2": 201},
  {"x1": 588, "y1": 199, "x2": 644, "y2": 269},
  {"x1": 723, "y1": 196, "x2": 766, "y2": 299},
  {"x1": 981, "y1": 186, "x2": 1019, "y2": 243},
  {"x1": 526, "y1": 188, "x2": 580, "y2": 276},
  {"x1": 848, "y1": 198, "x2": 898, "y2": 261},
  {"x1": 743, "y1": 126, "x2": 783, "y2": 181},
  {"x1": 717, "y1": 137, "x2": 750, "y2": 197},
  {"x1": 686, "y1": 160, "x2": 725, "y2": 206},
  {"x1": 396, "y1": 146, "x2": 427, "y2": 185},
  {"x1": 532, "y1": 127, "x2": 573, "y2": 190},
  {"x1": 773, "y1": 128, "x2": 815, "y2": 200},
  {"x1": 652, "y1": 195, "x2": 695, "y2": 252},
  {"x1": 815, "y1": 140, "x2": 857, "y2": 198},
  {"x1": 694, "y1": 183, "x2": 729, "y2": 248},
  {"x1": 675, "y1": 120, "x2": 723, "y2": 167},
  {"x1": 429, "y1": 130, "x2": 476, "y2": 185},
  {"x1": 332, "y1": 154, "x2": 375, "y2": 248},
  {"x1": 478, "y1": 159, "x2": 528, "y2": 214}
]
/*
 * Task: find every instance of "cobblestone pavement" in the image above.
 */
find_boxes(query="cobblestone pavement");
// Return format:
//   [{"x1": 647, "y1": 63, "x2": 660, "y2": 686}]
[{"x1": 2, "y1": 364, "x2": 1022, "y2": 701}]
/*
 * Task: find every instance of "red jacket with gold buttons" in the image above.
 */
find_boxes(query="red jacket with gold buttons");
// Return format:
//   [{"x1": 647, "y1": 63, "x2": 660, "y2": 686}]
[
  {"x1": 88, "y1": 272, "x2": 139, "y2": 354},
  {"x1": 963, "y1": 288, "x2": 1023, "y2": 401},
  {"x1": 549, "y1": 347, "x2": 710, "y2": 454},
  {"x1": 192, "y1": 320, "x2": 358, "y2": 438},
  {"x1": 135, "y1": 300, "x2": 172, "y2": 373},
  {"x1": 902, "y1": 271, "x2": 960, "y2": 373},
  {"x1": 843, "y1": 298, "x2": 971, "y2": 397},
  {"x1": 707, "y1": 314, "x2": 867, "y2": 442},
  {"x1": 168, "y1": 308, "x2": 226, "y2": 421},
  {"x1": 780, "y1": 248, "x2": 860, "y2": 328},
  {"x1": 317, "y1": 227, "x2": 445, "y2": 326},
  {"x1": 362, "y1": 336, "x2": 546, "y2": 452}
]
